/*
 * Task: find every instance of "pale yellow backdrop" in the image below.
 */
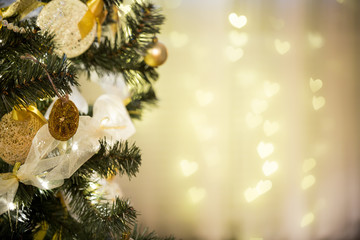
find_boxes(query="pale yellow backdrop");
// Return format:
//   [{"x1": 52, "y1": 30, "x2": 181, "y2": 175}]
[{"x1": 82, "y1": 0, "x2": 360, "y2": 239}]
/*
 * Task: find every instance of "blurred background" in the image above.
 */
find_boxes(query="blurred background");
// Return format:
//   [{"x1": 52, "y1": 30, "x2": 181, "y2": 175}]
[{"x1": 97, "y1": 0, "x2": 360, "y2": 239}]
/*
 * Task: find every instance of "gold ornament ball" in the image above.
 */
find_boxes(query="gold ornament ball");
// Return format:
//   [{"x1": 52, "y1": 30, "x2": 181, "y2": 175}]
[
  {"x1": 0, "y1": 112, "x2": 45, "y2": 165},
  {"x1": 144, "y1": 42, "x2": 168, "y2": 67}
]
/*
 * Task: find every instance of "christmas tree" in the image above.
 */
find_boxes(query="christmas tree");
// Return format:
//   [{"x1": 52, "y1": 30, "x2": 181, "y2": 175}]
[{"x1": 0, "y1": 0, "x2": 172, "y2": 239}]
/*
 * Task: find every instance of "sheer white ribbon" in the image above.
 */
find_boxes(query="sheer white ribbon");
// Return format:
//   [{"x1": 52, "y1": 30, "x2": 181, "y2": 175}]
[{"x1": 0, "y1": 94, "x2": 135, "y2": 214}]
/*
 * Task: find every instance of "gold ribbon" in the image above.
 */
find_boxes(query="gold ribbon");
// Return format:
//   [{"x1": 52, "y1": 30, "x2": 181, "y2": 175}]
[
  {"x1": 33, "y1": 221, "x2": 49, "y2": 240},
  {"x1": 12, "y1": 105, "x2": 47, "y2": 124},
  {"x1": 123, "y1": 97, "x2": 131, "y2": 106},
  {"x1": 0, "y1": 10, "x2": 3, "y2": 30},
  {"x1": 0, "y1": 162, "x2": 21, "y2": 180},
  {"x1": 1, "y1": 0, "x2": 45, "y2": 20},
  {"x1": 78, "y1": 0, "x2": 108, "y2": 41}
]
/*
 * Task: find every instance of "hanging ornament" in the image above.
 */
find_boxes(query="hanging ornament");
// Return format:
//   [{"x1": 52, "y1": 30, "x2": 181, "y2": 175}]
[
  {"x1": 144, "y1": 38, "x2": 168, "y2": 67},
  {"x1": 0, "y1": 106, "x2": 46, "y2": 165},
  {"x1": 48, "y1": 98, "x2": 80, "y2": 141},
  {"x1": 44, "y1": 85, "x2": 89, "y2": 119},
  {"x1": 20, "y1": 54, "x2": 80, "y2": 141},
  {"x1": 36, "y1": 0, "x2": 96, "y2": 58}
]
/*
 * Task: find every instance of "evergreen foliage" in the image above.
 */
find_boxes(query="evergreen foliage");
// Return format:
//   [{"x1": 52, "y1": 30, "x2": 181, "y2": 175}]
[
  {"x1": 0, "y1": 0, "x2": 172, "y2": 239},
  {"x1": 0, "y1": 23, "x2": 77, "y2": 117}
]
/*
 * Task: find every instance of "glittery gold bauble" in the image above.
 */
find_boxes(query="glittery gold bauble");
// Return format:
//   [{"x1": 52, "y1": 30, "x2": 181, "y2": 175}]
[
  {"x1": 36, "y1": 0, "x2": 96, "y2": 58},
  {"x1": 48, "y1": 99, "x2": 79, "y2": 141},
  {"x1": 0, "y1": 111, "x2": 45, "y2": 165},
  {"x1": 144, "y1": 41, "x2": 168, "y2": 67}
]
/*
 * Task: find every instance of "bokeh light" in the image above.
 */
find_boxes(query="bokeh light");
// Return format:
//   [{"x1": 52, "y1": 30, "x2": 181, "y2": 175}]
[{"x1": 108, "y1": 0, "x2": 360, "y2": 239}]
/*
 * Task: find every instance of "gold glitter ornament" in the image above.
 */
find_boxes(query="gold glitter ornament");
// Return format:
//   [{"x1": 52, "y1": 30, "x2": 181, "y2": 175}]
[
  {"x1": 144, "y1": 40, "x2": 168, "y2": 67},
  {"x1": 0, "y1": 111, "x2": 46, "y2": 165},
  {"x1": 36, "y1": 0, "x2": 96, "y2": 58},
  {"x1": 48, "y1": 99, "x2": 79, "y2": 141}
]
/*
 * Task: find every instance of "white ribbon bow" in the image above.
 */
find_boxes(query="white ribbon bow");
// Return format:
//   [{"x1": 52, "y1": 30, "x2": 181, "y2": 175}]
[{"x1": 0, "y1": 94, "x2": 135, "y2": 215}]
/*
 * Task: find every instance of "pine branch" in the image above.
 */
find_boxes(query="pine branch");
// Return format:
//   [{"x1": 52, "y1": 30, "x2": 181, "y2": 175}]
[
  {"x1": 103, "y1": 0, "x2": 123, "y2": 9},
  {"x1": 0, "y1": 21, "x2": 78, "y2": 117},
  {"x1": 27, "y1": 194, "x2": 81, "y2": 239},
  {"x1": 132, "y1": 225, "x2": 176, "y2": 240},
  {"x1": 0, "y1": 193, "x2": 80, "y2": 240},
  {"x1": 127, "y1": 85, "x2": 157, "y2": 120},
  {"x1": 0, "y1": 158, "x2": 11, "y2": 173},
  {"x1": 61, "y1": 175, "x2": 137, "y2": 239},
  {"x1": 76, "y1": 139, "x2": 142, "y2": 179},
  {"x1": 0, "y1": 213, "x2": 34, "y2": 240},
  {"x1": 72, "y1": 1, "x2": 164, "y2": 81},
  {"x1": 35, "y1": 97, "x2": 53, "y2": 115}
]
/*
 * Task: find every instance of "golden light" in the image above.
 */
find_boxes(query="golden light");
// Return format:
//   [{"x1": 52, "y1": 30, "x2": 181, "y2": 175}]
[
  {"x1": 257, "y1": 141, "x2": 275, "y2": 159},
  {"x1": 263, "y1": 120, "x2": 279, "y2": 136},
  {"x1": 188, "y1": 187, "x2": 206, "y2": 204},
  {"x1": 7, "y1": 202, "x2": 16, "y2": 211},
  {"x1": 194, "y1": 125, "x2": 216, "y2": 141},
  {"x1": 236, "y1": 70, "x2": 259, "y2": 86},
  {"x1": 246, "y1": 112, "x2": 263, "y2": 129},
  {"x1": 303, "y1": 158, "x2": 316, "y2": 173},
  {"x1": 161, "y1": 0, "x2": 182, "y2": 9},
  {"x1": 244, "y1": 180, "x2": 273, "y2": 203},
  {"x1": 195, "y1": 90, "x2": 214, "y2": 106},
  {"x1": 262, "y1": 160, "x2": 279, "y2": 176},
  {"x1": 225, "y1": 46, "x2": 244, "y2": 62},
  {"x1": 309, "y1": 78, "x2": 323, "y2": 93},
  {"x1": 307, "y1": 32, "x2": 324, "y2": 49},
  {"x1": 170, "y1": 31, "x2": 189, "y2": 48},
  {"x1": 301, "y1": 212, "x2": 315, "y2": 228},
  {"x1": 228, "y1": 30, "x2": 249, "y2": 47},
  {"x1": 115, "y1": 0, "x2": 360, "y2": 239},
  {"x1": 255, "y1": 180, "x2": 272, "y2": 197},
  {"x1": 274, "y1": 39, "x2": 291, "y2": 55},
  {"x1": 37, "y1": 178, "x2": 50, "y2": 189},
  {"x1": 312, "y1": 96, "x2": 326, "y2": 110},
  {"x1": 88, "y1": 182, "x2": 98, "y2": 190},
  {"x1": 180, "y1": 159, "x2": 199, "y2": 177},
  {"x1": 228, "y1": 13, "x2": 247, "y2": 29},
  {"x1": 301, "y1": 175, "x2": 316, "y2": 190},
  {"x1": 251, "y1": 99, "x2": 268, "y2": 114},
  {"x1": 270, "y1": 17, "x2": 285, "y2": 30},
  {"x1": 244, "y1": 187, "x2": 259, "y2": 203},
  {"x1": 263, "y1": 81, "x2": 280, "y2": 98}
]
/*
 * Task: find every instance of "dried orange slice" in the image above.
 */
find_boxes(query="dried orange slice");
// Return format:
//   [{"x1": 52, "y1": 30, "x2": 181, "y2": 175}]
[{"x1": 48, "y1": 99, "x2": 79, "y2": 141}]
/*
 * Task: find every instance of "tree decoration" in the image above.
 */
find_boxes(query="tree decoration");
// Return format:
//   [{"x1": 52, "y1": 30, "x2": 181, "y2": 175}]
[
  {"x1": 78, "y1": 0, "x2": 108, "y2": 41},
  {"x1": 0, "y1": 1, "x2": 172, "y2": 239},
  {"x1": 144, "y1": 38, "x2": 168, "y2": 67},
  {"x1": 0, "y1": 10, "x2": 2, "y2": 30},
  {"x1": 0, "y1": 94, "x2": 135, "y2": 215},
  {"x1": 0, "y1": 107, "x2": 46, "y2": 165},
  {"x1": 21, "y1": 54, "x2": 80, "y2": 141},
  {"x1": 48, "y1": 98, "x2": 80, "y2": 141},
  {"x1": 36, "y1": 0, "x2": 96, "y2": 58}
]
